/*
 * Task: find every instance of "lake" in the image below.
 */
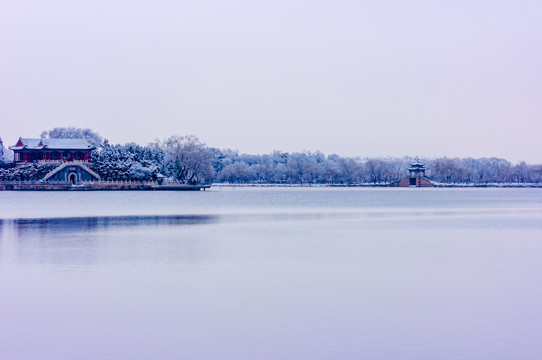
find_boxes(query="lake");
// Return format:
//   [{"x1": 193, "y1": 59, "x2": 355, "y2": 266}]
[{"x1": 1, "y1": 187, "x2": 542, "y2": 359}]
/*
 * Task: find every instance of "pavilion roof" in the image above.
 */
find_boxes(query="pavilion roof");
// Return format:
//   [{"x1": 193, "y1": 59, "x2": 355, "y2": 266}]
[
  {"x1": 408, "y1": 159, "x2": 427, "y2": 170},
  {"x1": 9, "y1": 138, "x2": 95, "y2": 151}
]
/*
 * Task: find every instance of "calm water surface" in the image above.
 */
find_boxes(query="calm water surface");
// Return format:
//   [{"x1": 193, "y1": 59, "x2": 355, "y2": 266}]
[{"x1": 1, "y1": 188, "x2": 542, "y2": 359}]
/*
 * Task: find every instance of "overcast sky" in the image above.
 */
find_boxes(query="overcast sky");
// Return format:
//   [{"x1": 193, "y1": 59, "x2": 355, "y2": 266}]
[{"x1": 1, "y1": 0, "x2": 541, "y2": 163}]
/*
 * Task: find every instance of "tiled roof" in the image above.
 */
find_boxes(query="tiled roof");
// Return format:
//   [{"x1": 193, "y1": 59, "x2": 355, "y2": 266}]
[
  {"x1": 408, "y1": 159, "x2": 427, "y2": 170},
  {"x1": 10, "y1": 137, "x2": 95, "y2": 150},
  {"x1": 41, "y1": 138, "x2": 94, "y2": 149},
  {"x1": 21, "y1": 138, "x2": 42, "y2": 148}
]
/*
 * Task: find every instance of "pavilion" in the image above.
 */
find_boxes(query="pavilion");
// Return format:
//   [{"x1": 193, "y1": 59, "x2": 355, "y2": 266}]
[
  {"x1": 9, "y1": 137, "x2": 95, "y2": 164},
  {"x1": 391, "y1": 160, "x2": 433, "y2": 187}
]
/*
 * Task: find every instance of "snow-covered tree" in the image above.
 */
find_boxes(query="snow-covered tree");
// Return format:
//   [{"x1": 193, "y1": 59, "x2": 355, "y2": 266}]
[
  {"x1": 0, "y1": 137, "x2": 4, "y2": 166},
  {"x1": 41, "y1": 127, "x2": 103, "y2": 147},
  {"x1": 161, "y1": 135, "x2": 215, "y2": 184},
  {"x1": 90, "y1": 141, "x2": 164, "y2": 181},
  {"x1": 0, "y1": 163, "x2": 57, "y2": 181},
  {"x1": 217, "y1": 162, "x2": 254, "y2": 183}
]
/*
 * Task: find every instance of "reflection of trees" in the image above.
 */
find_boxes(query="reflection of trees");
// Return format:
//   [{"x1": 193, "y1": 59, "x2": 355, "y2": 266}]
[
  {"x1": 14, "y1": 215, "x2": 218, "y2": 235},
  {"x1": 10, "y1": 215, "x2": 219, "y2": 267}
]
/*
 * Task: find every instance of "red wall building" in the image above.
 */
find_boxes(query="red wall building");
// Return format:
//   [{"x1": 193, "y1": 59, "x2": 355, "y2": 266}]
[{"x1": 9, "y1": 138, "x2": 95, "y2": 164}]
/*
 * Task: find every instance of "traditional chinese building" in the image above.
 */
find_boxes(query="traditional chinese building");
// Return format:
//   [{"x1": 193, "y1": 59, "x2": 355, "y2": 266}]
[
  {"x1": 391, "y1": 160, "x2": 433, "y2": 187},
  {"x1": 42, "y1": 162, "x2": 101, "y2": 184},
  {"x1": 9, "y1": 138, "x2": 95, "y2": 164}
]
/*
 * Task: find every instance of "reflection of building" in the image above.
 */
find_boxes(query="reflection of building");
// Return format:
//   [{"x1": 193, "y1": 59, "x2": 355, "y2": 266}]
[
  {"x1": 9, "y1": 138, "x2": 95, "y2": 164},
  {"x1": 391, "y1": 160, "x2": 432, "y2": 187}
]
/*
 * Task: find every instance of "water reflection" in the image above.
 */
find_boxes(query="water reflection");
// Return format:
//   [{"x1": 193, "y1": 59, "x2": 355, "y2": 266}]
[
  {"x1": 7, "y1": 208, "x2": 542, "y2": 237},
  {"x1": 5, "y1": 215, "x2": 219, "y2": 268},
  {"x1": 13, "y1": 214, "x2": 219, "y2": 235},
  {"x1": 1, "y1": 199, "x2": 542, "y2": 359},
  {"x1": 4, "y1": 210, "x2": 542, "y2": 270}
]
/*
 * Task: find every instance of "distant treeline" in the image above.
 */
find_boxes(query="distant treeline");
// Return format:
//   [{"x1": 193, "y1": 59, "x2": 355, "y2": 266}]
[{"x1": 1, "y1": 128, "x2": 541, "y2": 185}]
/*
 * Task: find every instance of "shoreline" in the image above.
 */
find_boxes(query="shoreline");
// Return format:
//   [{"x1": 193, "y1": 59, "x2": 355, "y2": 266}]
[
  {"x1": 211, "y1": 182, "x2": 542, "y2": 188},
  {"x1": 0, "y1": 181, "x2": 210, "y2": 191},
  {"x1": 1, "y1": 181, "x2": 541, "y2": 191}
]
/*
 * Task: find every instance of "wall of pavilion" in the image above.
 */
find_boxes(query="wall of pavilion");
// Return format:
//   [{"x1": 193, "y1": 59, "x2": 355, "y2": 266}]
[{"x1": 10, "y1": 138, "x2": 95, "y2": 164}]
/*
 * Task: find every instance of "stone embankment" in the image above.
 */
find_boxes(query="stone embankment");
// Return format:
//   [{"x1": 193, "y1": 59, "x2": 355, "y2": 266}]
[
  {"x1": 0, "y1": 181, "x2": 72, "y2": 191},
  {"x1": 0, "y1": 181, "x2": 210, "y2": 191}
]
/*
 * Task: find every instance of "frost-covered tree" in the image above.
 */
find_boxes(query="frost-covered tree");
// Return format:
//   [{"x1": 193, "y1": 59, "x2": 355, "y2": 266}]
[
  {"x1": 337, "y1": 157, "x2": 367, "y2": 184},
  {"x1": 20, "y1": 128, "x2": 541, "y2": 185},
  {"x1": 91, "y1": 141, "x2": 164, "y2": 181},
  {"x1": 41, "y1": 127, "x2": 103, "y2": 147},
  {"x1": 365, "y1": 159, "x2": 387, "y2": 184},
  {"x1": 0, "y1": 137, "x2": 4, "y2": 166},
  {"x1": 129, "y1": 161, "x2": 159, "y2": 181},
  {"x1": 217, "y1": 161, "x2": 255, "y2": 183},
  {"x1": 162, "y1": 135, "x2": 215, "y2": 184},
  {"x1": 212, "y1": 148, "x2": 238, "y2": 174},
  {"x1": 511, "y1": 161, "x2": 528, "y2": 184},
  {"x1": 203, "y1": 150, "x2": 542, "y2": 185},
  {"x1": 0, "y1": 163, "x2": 57, "y2": 181},
  {"x1": 283, "y1": 152, "x2": 324, "y2": 184}
]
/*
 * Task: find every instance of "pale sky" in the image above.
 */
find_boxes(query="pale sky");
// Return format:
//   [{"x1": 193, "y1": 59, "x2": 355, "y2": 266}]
[{"x1": 1, "y1": 0, "x2": 541, "y2": 163}]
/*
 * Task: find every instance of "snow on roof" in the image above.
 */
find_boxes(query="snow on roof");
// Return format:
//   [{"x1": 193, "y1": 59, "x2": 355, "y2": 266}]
[
  {"x1": 9, "y1": 137, "x2": 95, "y2": 150},
  {"x1": 411, "y1": 159, "x2": 425, "y2": 165},
  {"x1": 41, "y1": 138, "x2": 94, "y2": 149},
  {"x1": 21, "y1": 138, "x2": 42, "y2": 148},
  {"x1": 408, "y1": 159, "x2": 427, "y2": 170}
]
